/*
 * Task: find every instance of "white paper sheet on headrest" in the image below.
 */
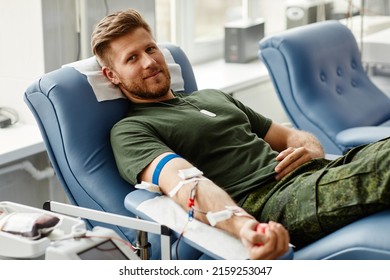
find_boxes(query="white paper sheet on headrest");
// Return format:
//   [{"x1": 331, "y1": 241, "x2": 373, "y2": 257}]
[
  {"x1": 64, "y1": 56, "x2": 125, "y2": 101},
  {"x1": 161, "y1": 48, "x2": 185, "y2": 93},
  {"x1": 136, "y1": 195, "x2": 249, "y2": 260},
  {"x1": 62, "y1": 47, "x2": 185, "y2": 102}
]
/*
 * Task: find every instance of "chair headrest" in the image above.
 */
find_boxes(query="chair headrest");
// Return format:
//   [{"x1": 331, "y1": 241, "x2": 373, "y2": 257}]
[{"x1": 62, "y1": 47, "x2": 185, "y2": 102}]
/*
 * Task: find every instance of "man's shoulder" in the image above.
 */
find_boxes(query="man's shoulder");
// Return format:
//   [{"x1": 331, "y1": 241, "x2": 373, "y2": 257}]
[{"x1": 110, "y1": 113, "x2": 143, "y2": 134}]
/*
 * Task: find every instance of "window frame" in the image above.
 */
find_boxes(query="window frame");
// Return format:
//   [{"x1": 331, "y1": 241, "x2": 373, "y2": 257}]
[{"x1": 168, "y1": 0, "x2": 261, "y2": 64}]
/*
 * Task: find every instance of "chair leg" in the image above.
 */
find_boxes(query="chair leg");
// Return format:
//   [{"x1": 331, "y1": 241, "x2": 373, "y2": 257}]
[{"x1": 135, "y1": 230, "x2": 150, "y2": 260}]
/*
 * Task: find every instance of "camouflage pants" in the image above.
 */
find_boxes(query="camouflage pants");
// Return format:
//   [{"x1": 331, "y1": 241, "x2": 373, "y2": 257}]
[{"x1": 242, "y1": 137, "x2": 390, "y2": 249}]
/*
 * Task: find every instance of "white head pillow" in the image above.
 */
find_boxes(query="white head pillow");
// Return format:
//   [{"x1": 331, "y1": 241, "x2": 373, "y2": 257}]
[{"x1": 63, "y1": 47, "x2": 185, "y2": 102}]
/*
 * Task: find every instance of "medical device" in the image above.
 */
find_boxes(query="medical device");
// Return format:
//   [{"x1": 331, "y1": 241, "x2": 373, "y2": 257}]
[
  {"x1": 46, "y1": 226, "x2": 139, "y2": 260},
  {"x1": 0, "y1": 201, "x2": 139, "y2": 260}
]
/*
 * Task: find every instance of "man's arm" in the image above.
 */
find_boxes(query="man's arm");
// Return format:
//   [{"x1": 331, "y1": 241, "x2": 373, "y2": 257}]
[
  {"x1": 140, "y1": 152, "x2": 290, "y2": 260},
  {"x1": 264, "y1": 122, "x2": 325, "y2": 180}
]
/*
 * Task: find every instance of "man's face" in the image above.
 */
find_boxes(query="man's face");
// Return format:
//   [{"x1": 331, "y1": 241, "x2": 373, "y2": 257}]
[{"x1": 103, "y1": 28, "x2": 171, "y2": 103}]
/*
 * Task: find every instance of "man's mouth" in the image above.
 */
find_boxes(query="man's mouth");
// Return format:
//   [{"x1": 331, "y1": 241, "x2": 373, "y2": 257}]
[{"x1": 144, "y1": 70, "x2": 161, "y2": 80}]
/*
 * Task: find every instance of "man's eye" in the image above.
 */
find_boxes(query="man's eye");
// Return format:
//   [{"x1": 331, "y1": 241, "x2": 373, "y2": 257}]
[
  {"x1": 146, "y1": 46, "x2": 157, "y2": 53},
  {"x1": 127, "y1": 55, "x2": 136, "y2": 62}
]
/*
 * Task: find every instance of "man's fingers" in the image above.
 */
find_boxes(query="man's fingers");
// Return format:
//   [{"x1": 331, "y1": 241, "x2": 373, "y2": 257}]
[{"x1": 240, "y1": 220, "x2": 290, "y2": 260}]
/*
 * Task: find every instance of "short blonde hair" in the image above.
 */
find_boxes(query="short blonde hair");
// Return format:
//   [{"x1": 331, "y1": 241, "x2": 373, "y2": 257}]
[{"x1": 91, "y1": 9, "x2": 152, "y2": 66}]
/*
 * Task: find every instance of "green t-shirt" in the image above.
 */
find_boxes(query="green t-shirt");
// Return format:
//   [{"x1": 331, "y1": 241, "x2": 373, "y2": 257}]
[{"x1": 111, "y1": 89, "x2": 279, "y2": 203}]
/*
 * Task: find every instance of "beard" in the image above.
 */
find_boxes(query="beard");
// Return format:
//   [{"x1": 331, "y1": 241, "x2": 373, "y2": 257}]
[{"x1": 119, "y1": 66, "x2": 171, "y2": 101}]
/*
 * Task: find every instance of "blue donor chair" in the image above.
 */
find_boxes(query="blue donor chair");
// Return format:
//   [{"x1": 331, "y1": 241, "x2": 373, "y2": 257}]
[
  {"x1": 259, "y1": 20, "x2": 390, "y2": 155},
  {"x1": 25, "y1": 42, "x2": 390, "y2": 260},
  {"x1": 24, "y1": 43, "x2": 285, "y2": 260},
  {"x1": 23, "y1": 43, "x2": 204, "y2": 260}
]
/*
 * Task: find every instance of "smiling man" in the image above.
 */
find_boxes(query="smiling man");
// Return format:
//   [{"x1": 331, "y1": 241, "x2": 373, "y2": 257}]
[{"x1": 91, "y1": 8, "x2": 390, "y2": 260}]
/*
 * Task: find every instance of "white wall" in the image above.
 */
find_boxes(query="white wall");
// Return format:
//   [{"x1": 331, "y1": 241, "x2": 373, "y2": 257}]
[
  {"x1": 0, "y1": 0, "x2": 157, "y2": 209},
  {"x1": 0, "y1": 0, "x2": 155, "y2": 125},
  {"x1": 0, "y1": 0, "x2": 46, "y2": 125},
  {"x1": 0, "y1": 0, "x2": 62, "y2": 208}
]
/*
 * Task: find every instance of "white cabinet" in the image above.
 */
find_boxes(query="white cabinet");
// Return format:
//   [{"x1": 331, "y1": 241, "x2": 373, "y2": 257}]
[
  {"x1": 194, "y1": 59, "x2": 289, "y2": 124},
  {"x1": 232, "y1": 80, "x2": 289, "y2": 124}
]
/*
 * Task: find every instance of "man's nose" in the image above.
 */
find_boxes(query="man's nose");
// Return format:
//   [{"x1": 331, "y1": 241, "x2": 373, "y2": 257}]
[{"x1": 140, "y1": 53, "x2": 156, "y2": 68}]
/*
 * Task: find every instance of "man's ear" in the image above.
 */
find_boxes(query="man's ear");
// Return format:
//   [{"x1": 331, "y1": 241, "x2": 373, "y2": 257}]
[{"x1": 102, "y1": 66, "x2": 120, "y2": 85}]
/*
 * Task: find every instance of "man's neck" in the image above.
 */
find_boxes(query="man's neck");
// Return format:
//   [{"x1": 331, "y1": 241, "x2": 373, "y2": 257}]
[{"x1": 126, "y1": 89, "x2": 175, "y2": 103}]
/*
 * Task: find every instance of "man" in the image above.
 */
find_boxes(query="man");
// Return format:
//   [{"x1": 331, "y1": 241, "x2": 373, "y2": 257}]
[{"x1": 91, "y1": 9, "x2": 390, "y2": 260}]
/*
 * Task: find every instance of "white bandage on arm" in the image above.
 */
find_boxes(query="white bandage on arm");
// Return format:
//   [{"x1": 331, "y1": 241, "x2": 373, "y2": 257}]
[
  {"x1": 206, "y1": 206, "x2": 254, "y2": 226},
  {"x1": 135, "y1": 181, "x2": 162, "y2": 193},
  {"x1": 178, "y1": 167, "x2": 203, "y2": 180},
  {"x1": 168, "y1": 167, "x2": 205, "y2": 197}
]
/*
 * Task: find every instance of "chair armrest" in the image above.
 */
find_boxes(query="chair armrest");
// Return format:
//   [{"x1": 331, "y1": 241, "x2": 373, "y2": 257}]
[
  {"x1": 336, "y1": 126, "x2": 390, "y2": 149},
  {"x1": 124, "y1": 190, "x2": 294, "y2": 260},
  {"x1": 325, "y1": 154, "x2": 341, "y2": 160},
  {"x1": 124, "y1": 190, "x2": 162, "y2": 220},
  {"x1": 294, "y1": 210, "x2": 390, "y2": 259}
]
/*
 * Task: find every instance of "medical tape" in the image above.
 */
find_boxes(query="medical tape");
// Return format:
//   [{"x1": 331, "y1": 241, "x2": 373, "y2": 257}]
[
  {"x1": 206, "y1": 206, "x2": 253, "y2": 227},
  {"x1": 168, "y1": 167, "x2": 205, "y2": 197},
  {"x1": 178, "y1": 167, "x2": 203, "y2": 180},
  {"x1": 152, "y1": 154, "x2": 181, "y2": 185},
  {"x1": 168, "y1": 177, "x2": 207, "y2": 197},
  {"x1": 135, "y1": 181, "x2": 162, "y2": 194}
]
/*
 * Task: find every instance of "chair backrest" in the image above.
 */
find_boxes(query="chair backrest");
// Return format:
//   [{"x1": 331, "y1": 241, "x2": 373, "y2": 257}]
[
  {"x1": 259, "y1": 20, "x2": 390, "y2": 154},
  {"x1": 24, "y1": 43, "x2": 197, "y2": 258}
]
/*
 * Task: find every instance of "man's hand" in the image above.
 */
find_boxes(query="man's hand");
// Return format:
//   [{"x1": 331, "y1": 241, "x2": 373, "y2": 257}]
[
  {"x1": 239, "y1": 219, "x2": 290, "y2": 260},
  {"x1": 264, "y1": 122, "x2": 325, "y2": 181},
  {"x1": 274, "y1": 146, "x2": 317, "y2": 180}
]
